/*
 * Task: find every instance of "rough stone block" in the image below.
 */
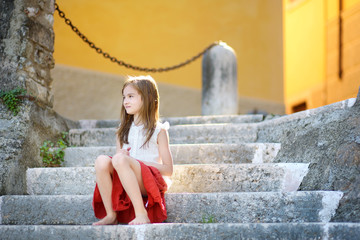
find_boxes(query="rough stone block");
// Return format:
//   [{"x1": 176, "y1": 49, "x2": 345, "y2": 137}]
[
  {"x1": 162, "y1": 114, "x2": 263, "y2": 125},
  {"x1": 25, "y1": 77, "x2": 49, "y2": 104},
  {"x1": 27, "y1": 19, "x2": 54, "y2": 52},
  {"x1": 26, "y1": 163, "x2": 306, "y2": 195},
  {"x1": 63, "y1": 143, "x2": 281, "y2": 167},
  {"x1": 69, "y1": 123, "x2": 258, "y2": 147},
  {"x1": 78, "y1": 114, "x2": 264, "y2": 129},
  {"x1": 168, "y1": 163, "x2": 308, "y2": 193},
  {"x1": 0, "y1": 191, "x2": 342, "y2": 225},
  {"x1": 0, "y1": 102, "x2": 76, "y2": 195},
  {"x1": 256, "y1": 96, "x2": 360, "y2": 221},
  {"x1": 169, "y1": 123, "x2": 257, "y2": 144},
  {"x1": 328, "y1": 222, "x2": 360, "y2": 240},
  {"x1": 1, "y1": 223, "x2": 359, "y2": 240}
]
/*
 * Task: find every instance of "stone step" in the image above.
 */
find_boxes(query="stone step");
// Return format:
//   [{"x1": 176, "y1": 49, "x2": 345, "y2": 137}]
[
  {"x1": 255, "y1": 98, "x2": 357, "y2": 143},
  {"x1": 1, "y1": 223, "x2": 359, "y2": 240},
  {"x1": 0, "y1": 191, "x2": 342, "y2": 225},
  {"x1": 78, "y1": 114, "x2": 265, "y2": 129},
  {"x1": 26, "y1": 163, "x2": 308, "y2": 195},
  {"x1": 69, "y1": 123, "x2": 258, "y2": 146},
  {"x1": 63, "y1": 143, "x2": 281, "y2": 167}
]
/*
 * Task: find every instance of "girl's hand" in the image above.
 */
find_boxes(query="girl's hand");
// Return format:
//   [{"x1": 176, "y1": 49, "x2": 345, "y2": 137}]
[{"x1": 118, "y1": 147, "x2": 131, "y2": 156}]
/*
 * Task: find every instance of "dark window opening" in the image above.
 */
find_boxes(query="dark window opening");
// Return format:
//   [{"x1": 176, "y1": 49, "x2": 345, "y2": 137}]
[
  {"x1": 292, "y1": 102, "x2": 307, "y2": 113},
  {"x1": 339, "y1": 0, "x2": 343, "y2": 80}
]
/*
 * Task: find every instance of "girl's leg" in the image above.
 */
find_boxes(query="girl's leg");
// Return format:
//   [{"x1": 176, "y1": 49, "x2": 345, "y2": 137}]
[
  {"x1": 92, "y1": 155, "x2": 118, "y2": 225},
  {"x1": 111, "y1": 153, "x2": 150, "y2": 225}
]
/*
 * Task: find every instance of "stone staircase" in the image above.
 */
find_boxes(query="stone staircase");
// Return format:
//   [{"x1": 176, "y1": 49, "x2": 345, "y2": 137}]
[{"x1": 0, "y1": 114, "x2": 359, "y2": 239}]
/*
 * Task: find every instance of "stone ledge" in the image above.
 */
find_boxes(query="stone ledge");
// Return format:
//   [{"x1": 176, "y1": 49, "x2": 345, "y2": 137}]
[
  {"x1": 63, "y1": 143, "x2": 281, "y2": 167},
  {"x1": 255, "y1": 94, "x2": 360, "y2": 221},
  {"x1": 1, "y1": 223, "x2": 359, "y2": 240},
  {"x1": 257, "y1": 98, "x2": 356, "y2": 129},
  {"x1": 78, "y1": 114, "x2": 264, "y2": 129},
  {"x1": 0, "y1": 102, "x2": 77, "y2": 195},
  {"x1": 69, "y1": 124, "x2": 258, "y2": 146},
  {"x1": 0, "y1": 191, "x2": 342, "y2": 225},
  {"x1": 26, "y1": 163, "x2": 306, "y2": 195}
]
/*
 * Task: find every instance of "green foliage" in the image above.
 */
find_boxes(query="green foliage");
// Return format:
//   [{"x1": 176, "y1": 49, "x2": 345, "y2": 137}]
[
  {"x1": 200, "y1": 214, "x2": 217, "y2": 223},
  {"x1": 0, "y1": 88, "x2": 27, "y2": 115},
  {"x1": 40, "y1": 132, "x2": 69, "y2": 167}
]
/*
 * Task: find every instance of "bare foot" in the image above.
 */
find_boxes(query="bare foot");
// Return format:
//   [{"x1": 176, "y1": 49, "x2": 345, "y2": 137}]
[
  {"x1": 128, "y1": 214, "x2": 150, "y2": 225},
  {"x1": 92, "y1": 214, "x2": 118, "y2": 226}
]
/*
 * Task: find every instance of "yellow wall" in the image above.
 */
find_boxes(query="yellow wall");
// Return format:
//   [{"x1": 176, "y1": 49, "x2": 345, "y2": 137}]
[
  {"x1": 327, "y1": 0, "x2": 360, "y2": 102},
  {"x1": 284, "y1": 0, "x2": 326, "y2": 112},
  {"x1": 344, "y1": 0, "x2": 360, "y2": 9},
  {"x1": 53, "y1": 0, "x2": 284, "y2": 104},
  {"x1": 285, "y1": 0, "x2": 360, "y2": 113}
]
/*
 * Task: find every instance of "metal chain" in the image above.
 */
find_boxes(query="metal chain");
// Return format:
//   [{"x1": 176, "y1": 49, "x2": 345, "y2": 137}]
[{"x1": 54, "y1": 3, "x2": 220, "y2": 73}]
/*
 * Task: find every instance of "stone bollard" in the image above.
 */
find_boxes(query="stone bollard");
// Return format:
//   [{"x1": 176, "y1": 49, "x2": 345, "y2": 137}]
[{"x1": 202, "y1": 41, "x2": 238, "y2": 115}]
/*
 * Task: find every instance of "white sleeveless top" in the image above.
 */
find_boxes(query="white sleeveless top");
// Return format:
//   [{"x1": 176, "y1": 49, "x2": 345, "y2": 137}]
[{"x1": 121, "y1": 121, "x2": 170, "y2": 164}]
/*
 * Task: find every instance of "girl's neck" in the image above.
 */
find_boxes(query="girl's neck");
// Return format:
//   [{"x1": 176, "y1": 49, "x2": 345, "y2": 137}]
[{"x1": 133, "y1": 115, "x2": 143, "y2": 126}]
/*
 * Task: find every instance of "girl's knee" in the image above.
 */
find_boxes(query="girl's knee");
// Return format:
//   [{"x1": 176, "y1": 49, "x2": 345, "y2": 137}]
[
  {"x1": 94, "y1": 155, "x2": 112, "y2": 171},
  {"x1": 112, "y1": 153, "x2": 129, "y2": 169}
]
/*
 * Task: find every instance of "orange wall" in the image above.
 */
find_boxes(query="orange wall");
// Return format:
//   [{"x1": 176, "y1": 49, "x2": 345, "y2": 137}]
[{"x1": 53, "y1": 0, "x2": 284, "y2": 103}]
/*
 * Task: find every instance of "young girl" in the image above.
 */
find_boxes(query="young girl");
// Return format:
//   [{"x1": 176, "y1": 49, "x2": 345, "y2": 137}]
[{"x1": 92, "y1": 75, "x2": 173, "y2": 225}]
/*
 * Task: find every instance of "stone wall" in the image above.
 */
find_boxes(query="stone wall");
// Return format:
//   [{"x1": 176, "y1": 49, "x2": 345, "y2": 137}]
[
  {"x1": 0, "y1": 102, "x2": 77, "y2": 195},
  {"x1": 0, "y1": 0, "x2": 76, "y2": 195},
  {"x1": 0, "y1": 0, "x2": 55, "y2": 105},
  {"x1": 257, "y1": 87, "x2": 360, "y2": 222}
]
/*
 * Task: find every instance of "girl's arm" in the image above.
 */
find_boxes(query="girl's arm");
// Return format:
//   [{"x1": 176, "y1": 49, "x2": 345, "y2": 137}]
[
  {"x1": 142, "y1": 129, "x2": 173, "y2": 176},
  {"x1": 116, "y1": 137, "x2": 121, "y2": 153},
  {"x1": 116, "y1": 137, "x2": 131, "y2": 154}
]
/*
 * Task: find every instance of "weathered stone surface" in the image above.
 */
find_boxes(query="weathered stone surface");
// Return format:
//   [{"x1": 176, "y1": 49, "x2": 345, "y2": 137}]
[
  {"x1": 202, "y1": 42, "x2": 238, "y2": 115},
  {"x1": 0, "y1": 1, "x2": 14, "y2": 63},
  {"x1": 171, "y1": 143, "x2": 281, "y2": 164},
  {"x1": 69, "y1": 128, "x2": 116, "y2": 146},
  {"x1": 0, "y1": 0, "x2": 55, "y2": 105},
  {"x1": 64, "y1": 146, "x2": 114, "y2": 167},
  {"x1": 256, "y1": 96, "x2": 360, "y2": 222},
  {"x1": 69, "y1": 123, "x2": 258, "y2": 146},
  {"x1": 0, "y1": 191, "x2": 342, "y2": 225},
  {"x1": 26, "y1": 163, "x2": 306, "y2": 194},
  {"x1": 78, "y1": 115, "x2": 264, "y2": 129},
  {"x1": 163, "y1": 114, "x2": 263, "y2": 125},
  {"x1": 328, "y1": 222, "x2": 360, "y2": 240},
  {"x1": 27, "y1": 19, "x2": 54, "y2": 52},
  {"x1": 63, "y1": 143, "x2": 281, "y2": 167},
  {"x1": 170, "y1": 123, "x2": 257, "y2": 144},
  {"x1": 166, "y1": 191, "x2": 343, "y2": 224},
  {"x1": 169, "y1": 163, "x2": 308, "y2": 193},
  {"x1": 1, "y1": 223, "x2": 359, "y2": 240},
  {"x1": 0, "y1": 0, "x2": 63, "y2": 195},
  {"x1": 0, "y1": 102, "x2": 77, "y2": 195}
]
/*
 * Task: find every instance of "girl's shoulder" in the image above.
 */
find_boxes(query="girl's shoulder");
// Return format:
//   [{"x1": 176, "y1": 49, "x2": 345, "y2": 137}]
[
  {"x1": 156, "y1": 121, "x2": 170, "y2": 131},
  {"x1": 154, "y1": 121, "x2": 170, "y2": 136}
]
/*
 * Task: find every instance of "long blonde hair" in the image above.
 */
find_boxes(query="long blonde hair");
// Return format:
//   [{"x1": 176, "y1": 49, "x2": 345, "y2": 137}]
[{"x1": 117, "y1": 76, "x2": 160, "y2": 148}]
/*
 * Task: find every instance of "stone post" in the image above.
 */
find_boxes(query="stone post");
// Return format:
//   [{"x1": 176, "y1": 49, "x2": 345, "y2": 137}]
[{"x1": 202, "y1": 41, "x2": 238, "y2": 115}]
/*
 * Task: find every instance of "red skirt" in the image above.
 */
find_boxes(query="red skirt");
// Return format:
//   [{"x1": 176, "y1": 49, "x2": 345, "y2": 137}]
[{"x1": 92, "y1": 160, "x2": 168, "y2": 223}]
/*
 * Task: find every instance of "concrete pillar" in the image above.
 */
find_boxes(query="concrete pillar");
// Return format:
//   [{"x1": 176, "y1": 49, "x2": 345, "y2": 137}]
[{"x1": 202, "y1": 42, "x2": 238, "y2": 115}]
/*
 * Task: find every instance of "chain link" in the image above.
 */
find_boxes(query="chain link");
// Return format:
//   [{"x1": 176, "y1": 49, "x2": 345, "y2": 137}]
[{"x1": 54, "y1": 3, "x2": 220, "y2": 73}]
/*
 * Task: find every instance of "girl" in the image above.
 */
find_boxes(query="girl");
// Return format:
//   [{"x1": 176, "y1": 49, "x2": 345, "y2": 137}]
[{"x1": 92, "y1": 75, "x2": 173, "y2": 225}]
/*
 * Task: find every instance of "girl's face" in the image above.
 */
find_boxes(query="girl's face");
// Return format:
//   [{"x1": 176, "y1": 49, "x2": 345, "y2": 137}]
[{"x1": 123, "y1": 85, "x2": 143, "y2": 116}]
